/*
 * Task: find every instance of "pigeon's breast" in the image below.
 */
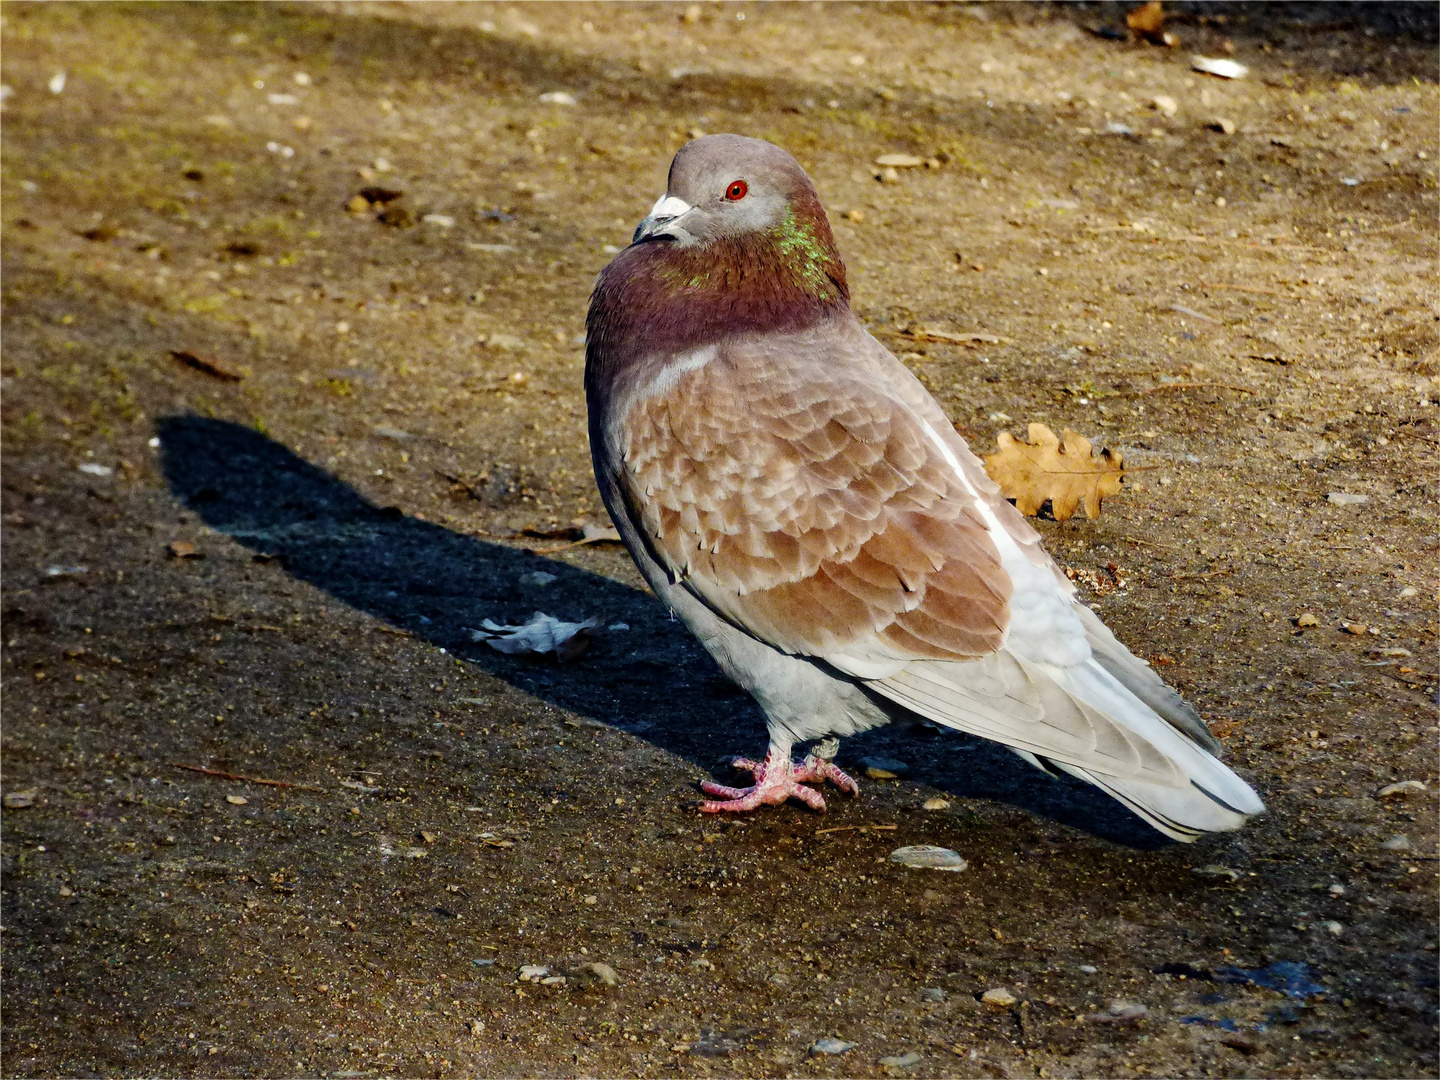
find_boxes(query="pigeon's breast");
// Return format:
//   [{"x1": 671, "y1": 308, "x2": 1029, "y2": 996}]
[{"x1": 610, "y1": 331, "x2": 1014, "y2": 662}]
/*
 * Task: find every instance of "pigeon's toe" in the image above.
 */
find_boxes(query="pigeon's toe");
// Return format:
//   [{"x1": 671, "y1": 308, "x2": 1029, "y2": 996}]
[
  {"x1": 699, "y1": 779, "x2": 754, "y2": 801},
  {"x1": 699, "y1": 752, "x2": 829, "y2": 813},
  {"x1": 795, "y1": 756, "x2": 860, "y2": 796}
]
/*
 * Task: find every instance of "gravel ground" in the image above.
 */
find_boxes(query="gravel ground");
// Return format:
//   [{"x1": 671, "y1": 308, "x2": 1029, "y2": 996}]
[{"x1": 2, "y1": 3, "x2": 1436, "y2": 1077}]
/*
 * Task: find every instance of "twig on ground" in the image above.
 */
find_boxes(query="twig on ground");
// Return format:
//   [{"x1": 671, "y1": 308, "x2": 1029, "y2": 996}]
[
  {"x1": 170, "y1": 763, "x2": 325, "y2": 792},
  {"x1": 1137, "y1": 382, "x2": 1257, "y2": 395},
  {"x1": 1171, "y1": 567, "x2": 1236, "y2": 581},
  {"x1": 1118, "y1": 535, "x2": 1181, "y2": 552},
  {"x1": 1199, "y1": 281, "x2": 1286, "y2": 297}
]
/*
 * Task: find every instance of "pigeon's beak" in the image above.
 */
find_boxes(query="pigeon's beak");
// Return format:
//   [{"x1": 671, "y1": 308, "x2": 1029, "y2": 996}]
[{"x1": 632, "y1": 194, "x2": 694, "y2": 244}]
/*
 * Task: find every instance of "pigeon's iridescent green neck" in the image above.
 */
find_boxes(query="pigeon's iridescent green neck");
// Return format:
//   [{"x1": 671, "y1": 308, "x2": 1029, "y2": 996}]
[
  {"x1": 768, "y1": 206, "x2": 843, "y2": 303},
  {"x1": 652, "y1": 202, "x2": 847, "y2": 308}
]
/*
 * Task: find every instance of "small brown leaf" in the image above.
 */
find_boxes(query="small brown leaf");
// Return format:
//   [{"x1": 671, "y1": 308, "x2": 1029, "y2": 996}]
[
  {"x1": 1126, "y1": 1, "x2": 1166, "y2": 42},
  {"x1": 167, "y1": 540, "x2": 203, "y2": 559},
  {"x1": 170, "y1": 350, "x2": 243, "y2": 381},
  {"x1": 983, "y1": 423, "x2": 1126, "y2": 521},
  {"x1": 358, "y1": 186, "x2": 404, "y2": 205}
]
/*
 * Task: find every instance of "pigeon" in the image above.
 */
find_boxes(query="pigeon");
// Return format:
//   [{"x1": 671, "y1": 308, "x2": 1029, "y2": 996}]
[{"x1": 584, "y1": 134, "x2": 1264, "y2": 840}]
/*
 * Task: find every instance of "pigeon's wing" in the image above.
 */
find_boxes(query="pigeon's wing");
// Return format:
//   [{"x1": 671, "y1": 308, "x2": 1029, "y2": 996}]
[
  {"x1": 617, "y1": 327, "x2": 1015, "y2": 667},
  {"x1": 614, "y1": 323, "x2": 1262, "y2": 840}
]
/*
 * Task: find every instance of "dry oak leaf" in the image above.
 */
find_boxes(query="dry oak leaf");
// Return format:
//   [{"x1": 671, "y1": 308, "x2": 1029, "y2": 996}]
[{"x1": 983, "y1": 423, "x2": 1126, "y2": 521}]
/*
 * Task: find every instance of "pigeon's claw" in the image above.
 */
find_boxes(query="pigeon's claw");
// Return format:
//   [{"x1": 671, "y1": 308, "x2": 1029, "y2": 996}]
[
  {"x1": 699, "y1": 750, "x2": 839, "y2": 813},
  {"x1": 697, "y1": 779, "x2": 755, "y2": 801},
  {"x1": 794, "y1": 754, "x2": 860, "y2": 796}
]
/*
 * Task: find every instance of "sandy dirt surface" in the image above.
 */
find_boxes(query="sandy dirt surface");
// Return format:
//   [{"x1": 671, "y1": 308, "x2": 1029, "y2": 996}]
[{"x1": 2, "y1": 3, "x2": 1437, "y2": 1077}]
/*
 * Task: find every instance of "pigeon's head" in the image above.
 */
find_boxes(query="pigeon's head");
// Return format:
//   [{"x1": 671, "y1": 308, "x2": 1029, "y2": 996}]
[
  {"x1": 588, "y1": 135, "x2": 848, "y2": 361},
  {"x1": 632, "y1": 134, "x2": 829, "y2": 248}
]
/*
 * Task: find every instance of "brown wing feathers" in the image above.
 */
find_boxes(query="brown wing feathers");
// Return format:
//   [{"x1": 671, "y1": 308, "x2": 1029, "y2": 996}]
[{"x1": 622, "y1": 354, "x2": 1012, "y2": 660}]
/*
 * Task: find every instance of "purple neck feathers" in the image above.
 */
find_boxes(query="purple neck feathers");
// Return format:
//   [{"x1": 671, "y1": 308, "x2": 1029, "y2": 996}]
[{"x1": 585, "y1": 197, "x2": 848, "y2": 407}]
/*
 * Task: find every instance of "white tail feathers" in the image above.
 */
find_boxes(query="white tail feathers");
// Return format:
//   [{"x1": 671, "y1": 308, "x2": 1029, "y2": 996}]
[{"x1": 867, "y1": 639, "x2": 1264, "y2": 842}]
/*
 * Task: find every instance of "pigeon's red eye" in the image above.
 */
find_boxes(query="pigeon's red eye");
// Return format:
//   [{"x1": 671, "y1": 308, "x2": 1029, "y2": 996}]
[{"x1": 725, "y1": 180, "x2": 748, "y2": 201}]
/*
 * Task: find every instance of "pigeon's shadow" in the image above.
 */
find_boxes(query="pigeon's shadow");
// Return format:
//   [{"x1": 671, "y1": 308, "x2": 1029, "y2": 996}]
[{"x1": 158, "y1": 416, "x2": 1169, "y2": 849}]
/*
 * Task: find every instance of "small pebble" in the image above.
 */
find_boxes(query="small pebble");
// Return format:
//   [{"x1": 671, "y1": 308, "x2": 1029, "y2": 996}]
[
  {"x1": 1342, "y1": 622, "x2": 1368, "y2": 635},
  {"x1": 810, "y1": 1037, "x2": 854, "y2": 1056},
  {"x1": 1398, "y1": 586, "x2": 1418, "y2": 599},
  {"x1": 1328, "y1": 884, "x2": 1345, "y2": 896},
  {"x1": 1295, "y1": 613, "x2": 1320, "y2": 628},
  {"x1": 1375, "y1": 780, "x2": 1426, "y2": 798},
  {"x1": 1326, "y1": 492, "x2": 1369, "y2": 506},
  {"x1": 1151, "y1": 94, "x2": 1178, "y2": 117},
  {"x1": 518, "y1": 571, "x2": 557, "y2": 588},
  {"x1": 1078, "y1": 964, "x2": 1098, "y2": 975},
  {"x1": 890, "y1": 845, "x2": 968, "y2": 872},
  {"x1": 1192, "y1": 56, "x2": 1248, "y2": 79},
  {"x1": 981, "y1": 988, "x2": 1016, "y2": 1007},
  {"x1": 922, "y1": 797, "x2": 950, "y2": 811},
  {"x1": 1088, "y1": 1000, "x2": 1149, "y2": 1023},
  {"x1": 572, "y1": 961, "x2": 620, "y2": 987},
  {"x1": 878, "y1": 1051, "x2": 923, "y2": 1068},
  {"x1": 863, "y1": 757, "x2": 909, "y2": 779},
  {"x1": 920, "y1": 987, "x2": 946, "y2": 1003},
  {"x1": 518, "y1": 964, "x2": 549, "y2": 981},
  {"x1": 1381, "y1": 834, "x2": 1411, "y2": 851},
  {"x1": 225, "y1": 794, "x2": 248, "y2": 806},
  {"x1": 1322, "y1": 921, "x2": 1344, "y2": 936},
  {"x1": 1209, "y1": 117, "x2": 1236, "y2": 135},
  {"x1": 1193, "y1": 864, "x2": 1240, "y2": 881}
]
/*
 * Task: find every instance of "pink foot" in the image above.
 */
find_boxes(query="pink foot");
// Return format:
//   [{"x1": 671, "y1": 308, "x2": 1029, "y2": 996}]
[
  {"x1": 794, "y1": 753, "x2": 860, "y2": 796},
  {"x1": 700, "y1": 749, "x2": 859, "y2": 813}
]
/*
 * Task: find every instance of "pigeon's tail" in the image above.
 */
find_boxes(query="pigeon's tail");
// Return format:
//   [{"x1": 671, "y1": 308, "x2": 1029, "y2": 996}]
[{"x1": 867, "y1": 645, "x2": 1265, "y2": 843}]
